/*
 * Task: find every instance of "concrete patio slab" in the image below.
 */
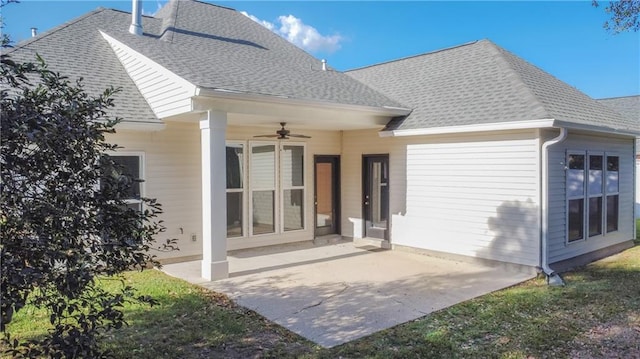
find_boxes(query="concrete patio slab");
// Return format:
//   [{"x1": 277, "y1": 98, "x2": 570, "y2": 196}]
[{"x1": 162, "y1": 241, "x2": 535, "y2": 348}]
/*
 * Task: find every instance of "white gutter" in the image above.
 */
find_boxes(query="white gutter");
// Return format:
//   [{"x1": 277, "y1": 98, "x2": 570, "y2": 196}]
[
  {"x1": 541, "y1": 127, "x2": 567, "y2": 286},
  {"x1": 380, "y1": 119, "x2": 640, "y2": 138},
  {"x1": 379, "y1": 119, "x2": 556, "y2": 137}
]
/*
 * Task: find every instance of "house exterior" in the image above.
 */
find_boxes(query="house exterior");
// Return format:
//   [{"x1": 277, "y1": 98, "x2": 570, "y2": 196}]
[
  {"x1": 5, "y1": 0, "x2": 638, "y2": 281},
  {"x1": 597, "y1": 96, "x2": 640, "y2": 218}
]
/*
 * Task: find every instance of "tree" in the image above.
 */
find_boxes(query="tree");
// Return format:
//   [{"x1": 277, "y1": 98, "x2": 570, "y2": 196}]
[
  {"x1": 593, "y1": 0, "x2": 640, "y2": 33},
  {"x1": 1, "y1": 45, "x2": 176, "y2": 358}
]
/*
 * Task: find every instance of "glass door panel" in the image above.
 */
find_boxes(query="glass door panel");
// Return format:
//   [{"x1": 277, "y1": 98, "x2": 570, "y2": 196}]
[{"x1": 363, "y1": 155, "x2": 388, "y2": 240}]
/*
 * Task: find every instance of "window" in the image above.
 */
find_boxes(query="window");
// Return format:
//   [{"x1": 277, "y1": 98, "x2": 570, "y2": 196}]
[
  {"x1": 567, "y1": 154, "x2": 585, "y2": 242},
  {"x1": 226, "y1": 144, "x2": 244, "y2": 238},
  {"x1": 282, "y1": 145, "x2": 304, "y2": 231},
  {"x1": 251, "y1": 143, "x2": 276, "y2": 235},
  {"x1": 102, "y1": 154, "x2": 144, "y2": 212},
  {"x1": 588, "y1": 155, "x2": 603, "y2": 237},
  {"x1": 566, "y1": 152, "x2": 619, "y2": 243},
  {"x1": 606, "y1": 156, "x2": 619, "y2": 232},
  {"x1": 226, "y1": 141, "x2": 306, "y2": 238}
]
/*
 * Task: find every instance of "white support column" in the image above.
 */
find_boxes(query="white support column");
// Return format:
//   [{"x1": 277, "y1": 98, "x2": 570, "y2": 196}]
[{"x1": 200, "y1": 111, "x2": 229, "y2": 281}]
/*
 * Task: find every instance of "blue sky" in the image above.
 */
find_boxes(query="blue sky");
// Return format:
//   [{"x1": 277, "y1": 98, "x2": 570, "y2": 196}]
[{"x1": 3, "y1": 1, "x2": 639, "y2": 99}]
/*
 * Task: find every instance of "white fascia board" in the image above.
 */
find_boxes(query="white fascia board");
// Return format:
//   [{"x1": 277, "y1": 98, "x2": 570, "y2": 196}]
[
  {"x1": 115, "y1": 121, "x2": 166, "y2": 131},
  {"x1": 552, "y1": 120, "x2": 640, "y2": 137},
  {"x1": 378, "y1": 119, "x2": 556, "y2": 137},
  {"x1": 195, "y1": 87, "x2": 411, "y2": 117}
]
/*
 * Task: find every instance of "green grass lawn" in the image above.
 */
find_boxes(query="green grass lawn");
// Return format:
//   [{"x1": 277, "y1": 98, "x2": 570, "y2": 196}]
[{"x1": 3, "y1": 230, "x2": 640, "y2": 358}]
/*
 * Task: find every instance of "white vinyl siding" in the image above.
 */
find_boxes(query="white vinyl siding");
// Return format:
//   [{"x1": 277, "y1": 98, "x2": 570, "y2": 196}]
[
  {"x1": 105, "y1": 122, "x2": 202, "y2": 260},
  {"x1": 547, "y1": 131, "x2": 634, "y2": 264},
  {"x1": 342, "y1": 129, "x2": 541, "y2": 267},
  {"x1": 101, "y1": 32, "x2": 196, "y2": 118}
]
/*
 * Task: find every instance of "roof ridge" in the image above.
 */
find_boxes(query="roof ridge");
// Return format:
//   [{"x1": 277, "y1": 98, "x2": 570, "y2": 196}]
[
  {"x1": 597, "y1": 95, "x2": 640, "y2": 100},
  {"x1": 483, "y1": 40, "x2": 551, "y2": 119},
  {"x1": 187, "y1": 0, "x2": 236, "y2": 12},
  {"x1": 346, "y1": 40, "x2": 480, "y2": 73},
  {"x1": 4, "y1": 7, "x2": 108, "y2": 55}
]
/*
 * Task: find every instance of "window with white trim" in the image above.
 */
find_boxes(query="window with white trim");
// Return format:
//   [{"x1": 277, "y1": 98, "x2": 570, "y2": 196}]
[
  {"x1": 282, "y1": 145, "x2": 304, "y2": 231},
  {"x1": 566, "y1": 152, "x2": 619, "y2": 243},
  {"x1": 103, "y1": 154, "x2": 144, "y2": 212},
  {"x1": 226, "y1": 141, "x2": 305, "y2": 238},
  {"x1": 606, "y1": 156, "x2": 619, "y2": 233},
  {"x1": 226, "y1": 143, "x2": 244, "y2": 238},
  {"x1": 251, "y1": 143, "x2": 277, "y2": 235}
]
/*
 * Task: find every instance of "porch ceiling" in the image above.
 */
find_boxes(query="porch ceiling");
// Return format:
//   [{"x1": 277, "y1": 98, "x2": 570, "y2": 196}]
[{"x1": 191, "y1": 95, "x2": 407, "y2": 131}]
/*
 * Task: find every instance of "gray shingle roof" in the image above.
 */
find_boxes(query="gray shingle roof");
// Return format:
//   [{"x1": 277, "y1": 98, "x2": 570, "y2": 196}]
[
  {"x1": 597, "y1": 95, "x2": 640, "y2": 123},
  {"x1": 597, "y1": 95, "x2": 640, "y2": 154},
  {"x1": 5, "y1": 0, "x2": 404, "y2": 124},
  {"x1": 115, "y1": 0, "x2": 403, "y2": 108},
  {"x1": 347, "y1": 39, "x2": 638, "y2": 134},
  {"x1": 4, "y1": 9, "x2": 159, "y2": 124}
]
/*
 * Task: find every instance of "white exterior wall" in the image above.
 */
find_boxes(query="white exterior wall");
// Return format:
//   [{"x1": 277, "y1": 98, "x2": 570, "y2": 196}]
[
  {"x1": 107, "y1": 124, "x2": 342, "y2": 258},
  {"x1": 107, "y1": 122, "x2": 202, "y2": 260},
  {"x1": 636, "y1": 155, "x2": 639, "y2": 219},
  {"x1": 342, "y1": 129, "x2": 541, "y2": 266},
  {"x1": 547, "y1": 131, "x2": 635, "y2": 264}
]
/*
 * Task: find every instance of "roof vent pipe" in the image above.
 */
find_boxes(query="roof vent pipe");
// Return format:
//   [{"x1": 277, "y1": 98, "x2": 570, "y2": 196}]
[
  {"x1": 129, "y1": 0, "x2": 143, "y2": 36},
  {"x1": 30, "y1": 27, "x2": 37, "y2": 37},
  {"x1": 321, "y1": 59, "x2": 327, "y2": 71}
]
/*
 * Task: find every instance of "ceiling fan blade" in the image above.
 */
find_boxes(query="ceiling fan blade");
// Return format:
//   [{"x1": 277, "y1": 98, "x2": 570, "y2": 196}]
[
  {"x1": 253, "y1": 134, "x2": 279, "y2": 138},
  {"x1": 288, "y1": 134, "x2": 311, "y2": 138}
]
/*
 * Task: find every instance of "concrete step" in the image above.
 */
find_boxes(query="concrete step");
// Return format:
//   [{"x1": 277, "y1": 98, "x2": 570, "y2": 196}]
[{"x1": 354, "y1": 237, "x2": 391, "y2": 250}]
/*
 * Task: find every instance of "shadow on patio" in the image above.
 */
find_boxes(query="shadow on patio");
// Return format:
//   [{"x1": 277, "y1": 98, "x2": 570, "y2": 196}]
[{"x1": 163, "y1": 241, "x2": 534, "y2": 347}]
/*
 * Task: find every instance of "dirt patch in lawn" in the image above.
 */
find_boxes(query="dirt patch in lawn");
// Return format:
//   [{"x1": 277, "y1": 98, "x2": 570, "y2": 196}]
[{"x1": 568, "y1": 313, "x2": 640, "y2": 358}]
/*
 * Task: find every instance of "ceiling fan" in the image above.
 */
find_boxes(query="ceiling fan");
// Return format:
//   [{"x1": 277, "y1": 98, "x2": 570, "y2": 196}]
[{"x1": 253, "y1": 122, "x2": 311, "y2": 140}]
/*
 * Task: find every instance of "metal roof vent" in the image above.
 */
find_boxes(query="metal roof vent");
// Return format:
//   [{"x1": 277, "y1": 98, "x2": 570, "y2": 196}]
[
  {"x1": 129, "y1": 0, "x2": 143, "y2": 35},
  {"x1": 31, "y1": 27, "x2": 37, "y2": 37},
  {"x1": 321, "y1": 59, "x2": 327, "y2": 71}
]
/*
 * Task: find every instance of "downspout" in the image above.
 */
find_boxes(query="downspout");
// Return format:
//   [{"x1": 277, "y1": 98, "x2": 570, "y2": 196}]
[{"x1": 541, "y1": 127, "x2": 567, "y2": 286}]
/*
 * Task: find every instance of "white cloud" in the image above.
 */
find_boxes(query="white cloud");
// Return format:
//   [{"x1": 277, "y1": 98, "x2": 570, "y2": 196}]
[
  {"x1": 240, "y1": 11, "x2": 275, "y2": 31},
  {"x1": 142, "y1": 1, "x2": 166, "y2": 17},
  {"x1": 241, "y1": 11, "x2": 342, "y2": 54}
]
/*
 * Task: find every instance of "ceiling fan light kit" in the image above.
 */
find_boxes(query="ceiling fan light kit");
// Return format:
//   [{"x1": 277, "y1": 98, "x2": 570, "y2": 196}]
[{"x1": 253, "y1": 122, "x2": 311, "y2": 140}]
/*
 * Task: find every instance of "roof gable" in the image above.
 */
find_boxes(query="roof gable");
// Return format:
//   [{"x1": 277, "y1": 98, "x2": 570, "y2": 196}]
[{"x1": 347, "y1": 40, "x2": 638, "y2": 135}]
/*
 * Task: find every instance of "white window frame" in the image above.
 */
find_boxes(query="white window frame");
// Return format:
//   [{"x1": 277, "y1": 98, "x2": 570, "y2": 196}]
[
  {"x1": 566, "y1": 150, "x2": 620, "y2": 244},
  {"x1": 587, "y1": 152, "x2": 604, "y2": 238},
  {"x1": 225, "y1": 141, "x2": 247, "y2": 238},
  {"x1": 605, "y1": 153, "x2": 619, "y2": 233},
  {"x1": 280, "y1": 142, "x2": 306, "y2": 233},
  {"x1": 107, "y1": 151, "x2": 145, "y2": 212},
  {"x1": 249, "y1": 141, "x2": 279, "y2": 237},
  {"x1": 229, "y1": 141, "x2": 308, "y2": 238},
  {"x1": 566, "y1": 151, "x2": 586, "y2": 244}
]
